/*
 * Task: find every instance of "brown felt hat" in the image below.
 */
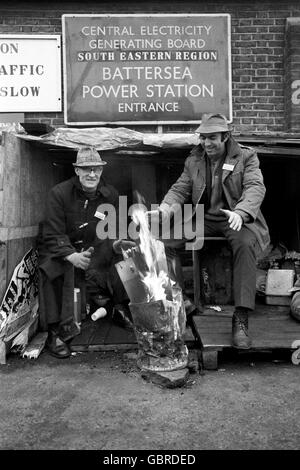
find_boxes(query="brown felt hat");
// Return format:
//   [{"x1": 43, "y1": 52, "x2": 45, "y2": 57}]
[
  {"x1": 195, "y1": 113, "x2": 232, "y2": 134},
  {"x1": 73, "y1": 146, "x2": 107, "y2": 167}
]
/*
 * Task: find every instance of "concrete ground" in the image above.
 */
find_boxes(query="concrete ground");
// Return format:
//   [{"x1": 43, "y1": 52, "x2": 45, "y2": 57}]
[{"x1": 0, "y1": 347, "x2": 299, "y2": 451}]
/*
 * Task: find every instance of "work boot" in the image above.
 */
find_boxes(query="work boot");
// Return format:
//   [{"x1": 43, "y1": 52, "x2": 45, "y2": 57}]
[
  {"x1": 46, "y1": 328, "x2": 71, "y2": 359},
  {"x1": 232, "y1": 309, "x2": 251, "y2": 349}
]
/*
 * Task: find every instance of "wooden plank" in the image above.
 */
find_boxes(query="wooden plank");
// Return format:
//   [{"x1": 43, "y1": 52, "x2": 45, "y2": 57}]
[
  {"x1": 105, "y1": 323, "x2": 137, "y2": 345},
  {"x1": 0, "y1": 134, "x2": 8, "y2": 234},
  {"x1": 30, "y1": 143, "x2": 52, "y2": 225},
  {"x1": 20, "y1": 138, "x2": 57, "y2": 226},
  {"x1": 70, "y1": 319, "x2": 96, "y2": 350},
  {"x1": 0, "y1": 191, "x2": 3, "y2": 229},
  {"x1": 193, "y1": 308, "x2": 300, "y2": 350},
  {"x1": 200, "y1": 304, "x2": 290, "y2": 318},
  {"x1": 88, "y1": 317, "x2": 112, "y2": 346},
  {"x1": 202, "y1": 350, "x2": 219, "y2": 370},
  {"x1": 3, "y1": 135, "x2": 64, "y2": 229},
  {"x1": 88, "y1": 343, "x2": 138, "y2": 352},
  {"x1": 0, "y1": 139, "x2": 4, "y2": 192},
  {"x1": 20, "y1": 137, "x2": 31, "y2": 227},
  {"x1": 3, "y1": 133, "x2": 21, "y2": 227},
  {"x1": 0, "y1": 139, "x2": 4, "y2": 226},
  {"x1": 201, "y1": 305, "x2": 234, "y2": 316},
  {"x1": 23, "y1": 236, "x2": 35, "y2": 254},
  {"x1": 192, "y1": 249, "x2": 202, "y2": 309},
  {"x1": 253, "y1": 146, "x2": 300, "y2": 157},
  {"x1": 0, "y1": 243, "x2": 7, "y2": 304},
  {"x1": 184, "y1": 326, "x2": 196, "y2": 344},
  {"x1": 71, "y1": 318, "x2": 195, "y2": 352},
  {"x1": 0, "y1": 226, "x2": 39, "y2": 241},
  {"x1": 6, "y1": 239, "x2": 25, "y2": 285}
]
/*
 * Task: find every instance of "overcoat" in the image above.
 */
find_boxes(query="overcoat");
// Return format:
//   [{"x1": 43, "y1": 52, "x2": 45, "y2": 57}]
[
  {"x1": 160, "y1": 137, "x2": 270, "y2": 252},
  {"x1": 37, "y1": 175, "x2": 119, "y2": 331},
  {"x1": 38, "y1": 175, "x2": 119, "y2": 280}
]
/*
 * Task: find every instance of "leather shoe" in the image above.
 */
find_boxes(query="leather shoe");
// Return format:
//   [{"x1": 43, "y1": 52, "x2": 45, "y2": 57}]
[
  {"x1": 46, "y1": 330, "x2": 71, "y2": 359},
  {"x1": 112, "y1": 304, "x2": 134, "y2": 330},
  {"x1": 58, "y1": 321, "x2": 80, "y2": 342}
]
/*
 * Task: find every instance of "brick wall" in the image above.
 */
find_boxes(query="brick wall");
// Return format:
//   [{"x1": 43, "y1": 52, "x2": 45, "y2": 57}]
[
  {"x1": 284, "y1": 18, "x2": 300, "y2": 132},
  {"x1": 1, "y1": 0, "x2": 300, "y2": 133}
]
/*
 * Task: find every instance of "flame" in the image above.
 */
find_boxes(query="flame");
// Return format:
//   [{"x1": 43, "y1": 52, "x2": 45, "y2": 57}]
[
  {"x1": 142, "y1": 273, "x2": 166, "y2": 302},
  {"x1": 132, "y1": 207, "x2": 156, "y2": 275},
  {"x1": 131, "y1": 203, "x2": 169, "y2": 301}
]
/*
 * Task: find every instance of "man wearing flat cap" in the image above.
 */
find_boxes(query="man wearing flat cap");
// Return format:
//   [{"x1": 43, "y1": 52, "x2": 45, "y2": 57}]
[
  {"x1": 151, "y1": 113, "x2": 270, "y2": 349},
  {"x1": 38, "y1": 146, "x2": 134, "y2": 358}
]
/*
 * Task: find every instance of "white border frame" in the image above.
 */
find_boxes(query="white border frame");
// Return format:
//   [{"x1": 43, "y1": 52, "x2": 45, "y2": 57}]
[
  {"x1": 62, "y1": 14, "x2": 232, "y2": 126},
  {"x1": 0, "y1": 34, "x2": 62, "y2": 112}
]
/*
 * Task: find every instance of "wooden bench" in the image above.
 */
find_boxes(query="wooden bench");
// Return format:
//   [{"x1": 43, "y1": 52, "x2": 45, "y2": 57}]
[
  {"x1": 192, "y1": 304, "x2": 300, "y2": 370},
  {"x1": 190, "y1": 238, "x2": 300, "y2": 370}
]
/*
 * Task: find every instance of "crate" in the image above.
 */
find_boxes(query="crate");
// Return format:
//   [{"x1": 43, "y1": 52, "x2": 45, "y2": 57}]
[
  {"x1": 265, "y1": 269, "x2": 295, "y2": 306},
  {"x1": 192, "y1": 238, "x2": 233, "y2": 309}
]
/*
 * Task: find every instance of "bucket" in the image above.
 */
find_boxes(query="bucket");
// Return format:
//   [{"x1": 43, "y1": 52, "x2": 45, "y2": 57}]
[{"x1": 129, "y1": 288, "x2": 188, "y2": 372}]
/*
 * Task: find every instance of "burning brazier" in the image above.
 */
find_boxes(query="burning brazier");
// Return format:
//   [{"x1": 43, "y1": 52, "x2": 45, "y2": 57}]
[
  {"x1": 129, "y1": 289, "x2": 188, "y2": 372},
  {"x1": 115, "y1": 207, "x2": 188, "y2": 372}
]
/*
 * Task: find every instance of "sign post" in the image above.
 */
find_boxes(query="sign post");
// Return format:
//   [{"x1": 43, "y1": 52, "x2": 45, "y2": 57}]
[{"x1": 62, "y1": 14, "x2": 232, "y2": 125}]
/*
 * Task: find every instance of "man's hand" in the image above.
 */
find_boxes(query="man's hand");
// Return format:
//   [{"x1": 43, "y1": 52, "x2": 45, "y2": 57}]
[
  {"x1": 145, "y1": 209, "x2": 168, "y2": 224},
  {"x1": 113, "y1": 239, "x2": 136, "y2": 254},
  {"x1": 66, "y1": 246, "x2": 94, "y2": 270},
  {"x1": 220, "y1": 209, "x2": 243, "y2": 231}
]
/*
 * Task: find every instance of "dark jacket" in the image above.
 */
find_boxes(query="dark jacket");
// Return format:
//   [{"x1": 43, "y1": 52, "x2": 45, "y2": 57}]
[
  {"x1": 160, "y1": 137, "x2": 270, "y2": 252},
  {"x1": 38, "y1": 176, "x2": 119, "y2": 280}
]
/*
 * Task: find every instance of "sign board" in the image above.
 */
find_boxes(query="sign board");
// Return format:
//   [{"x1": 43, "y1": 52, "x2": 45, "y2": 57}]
[
  {"x1": 0, "y1": 35, "x2": 62, "y2": 112},
  {"x1": 62, "y1": 14, "x2": 232, "y2": 125}
]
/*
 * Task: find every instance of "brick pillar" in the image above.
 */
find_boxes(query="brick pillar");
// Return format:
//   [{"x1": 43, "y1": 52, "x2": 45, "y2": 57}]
[{"x1": 284, "y1": 18, "x2": 300, "y2": 132}]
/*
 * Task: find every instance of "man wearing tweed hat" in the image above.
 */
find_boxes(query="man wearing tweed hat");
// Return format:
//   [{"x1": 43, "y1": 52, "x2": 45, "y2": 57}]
[
  {"x1": 151, "y1": 113, "x2": 270, "y2": 349},
  {"x1": 38, "y1": 146, "x2": 134, "y2": 358}
]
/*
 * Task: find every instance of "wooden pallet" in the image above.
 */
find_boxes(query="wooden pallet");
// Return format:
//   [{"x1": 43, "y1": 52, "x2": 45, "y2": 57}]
[
  {"x1": 70, "y1": 316, "x2": 196, "y2": 352},
  {"x1": 192, "y1": 304, "x2": 300, "y2": 370}
]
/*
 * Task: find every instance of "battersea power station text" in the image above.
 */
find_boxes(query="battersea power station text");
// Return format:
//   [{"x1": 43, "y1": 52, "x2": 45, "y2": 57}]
[{"x1": 63, "y1": 14, "x2": 231, "y2": 124}]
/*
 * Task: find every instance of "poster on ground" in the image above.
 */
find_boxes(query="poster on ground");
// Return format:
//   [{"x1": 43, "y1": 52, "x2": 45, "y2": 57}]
[{"x1": 0, "y1": 248, "x2": 39, "y2": 341}]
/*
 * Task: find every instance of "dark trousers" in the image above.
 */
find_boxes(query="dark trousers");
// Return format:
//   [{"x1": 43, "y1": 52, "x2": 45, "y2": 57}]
[
  {"x1": 39, "y1": 264, "x2": 129, "y2": 331},
  {"x1": 38, "y1": 266, "x2": 75, "y2": 330},
  {"x1": 165, "y1": 219, "x2": 259, "y2": 311},
  {"x1": 85, "y1": 265, "x2": 129, "y2": 305}
]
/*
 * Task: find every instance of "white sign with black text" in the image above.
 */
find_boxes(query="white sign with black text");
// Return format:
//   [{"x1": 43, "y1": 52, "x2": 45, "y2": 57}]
[{"x1": 0, "y1": 35, "x2": 62, "y2": 112}]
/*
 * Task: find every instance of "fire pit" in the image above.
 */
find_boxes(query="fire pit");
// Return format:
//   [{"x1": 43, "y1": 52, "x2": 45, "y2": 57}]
[
  {"x1": 115, "y1": 205, "x2": 188, "y2": 372},
  {"x1": 129, "y1": 293, "x2": 188, "y2": 372}
]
